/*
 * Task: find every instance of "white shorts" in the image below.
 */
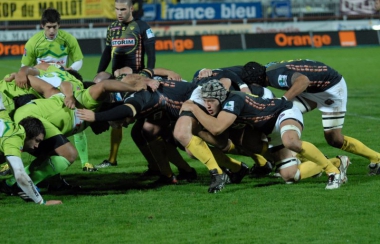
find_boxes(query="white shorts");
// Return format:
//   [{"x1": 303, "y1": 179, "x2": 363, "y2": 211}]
[
  {"x1": 189, "y1": 86, "x2": 206, "y2": 107},
  {"x1": 268, "y1": 106, "x2": 304, "y2": 148},
  {"x1": 296, "y1": 78, "x2": 347, "y2": 113}
]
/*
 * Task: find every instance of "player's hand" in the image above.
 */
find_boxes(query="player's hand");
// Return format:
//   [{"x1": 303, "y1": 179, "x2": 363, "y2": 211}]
[
  {"x1": 64, "y1": 96, "x2": 76, "y2": 109},
  {"x1": 76, "y1": 109, "x2": 96, "y2": 122},
  {"x1": 45, "y1": 200, "x2": 63, "y2": 205},
  {"x1": 179, "y1": 100, "x2": 195, "y2": 113},
  {"x1": 198, "y1": 69, "x2": 213, "y2": 78},
  {"x1": 240, "y1": 87, "x2": 251, "y2": 94},
  {"x1": 166, "y1": 71, "x2": 182, "y2": 81},
  {"x1": 14, "y1": 72, "x2": 29, "y2": 89},
  {"x1": 146, "y1": 78, "x2": 160, "y2": 92},
  {"x1": 4, "y1": 73, "x2": 16, "y2": 82}
]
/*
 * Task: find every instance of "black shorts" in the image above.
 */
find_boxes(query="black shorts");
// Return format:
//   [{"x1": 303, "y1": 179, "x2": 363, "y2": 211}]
[{"x1": 30, "y1": 135, "x2": 70, "y2": 158}]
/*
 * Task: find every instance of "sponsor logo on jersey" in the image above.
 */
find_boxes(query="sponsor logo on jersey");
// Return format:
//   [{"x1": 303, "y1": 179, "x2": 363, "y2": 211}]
[
  {"x1": 277, "y1": 75, "x2": 288, "y2": 87},
  {"x1": 146, "y1": 28, "x2": 155, "y2": 39},
  {"x1": 111, "y1": 38, "x2": 135, "y2": 46},
  {"x1": 111, "y1": 26, "x2": 122, "y2": 31},
  {"x1": 223, "y1": 101, "x2": 234, "y2": 112}
]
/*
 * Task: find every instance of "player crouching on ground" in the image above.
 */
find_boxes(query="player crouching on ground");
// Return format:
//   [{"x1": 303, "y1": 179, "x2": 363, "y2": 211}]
[{"x1": 180, "y1": 80, "x2": 347, "y2": 189}]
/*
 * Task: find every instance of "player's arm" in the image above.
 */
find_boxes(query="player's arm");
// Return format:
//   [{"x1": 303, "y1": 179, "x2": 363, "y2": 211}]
[
  {"x1": 153, "y1": 68, "x2": 182, "y2": 80},
  {"x1": 27, "y1": 75, "x2": 60, "y2": 98},
  {"x1": 21, "y1": 40, "x2": 36, "y2": 67},
  {"x1": 59, "y1": 81, "x2": 76, "y2": 109},
  {"x1": 120, "y1": 74, "x2": 159, "y2": 92},
  {"x1": 220, "y1": 69, "x2": 251, "y2": 93},
  {"x1": 6, "y1": 155, "x2": 62, "y2": 205},
  {"x1": 197, "y1": 68, "x2": 213, "y2": 78},
  {"x1": 67, "y1": 35, "x2": 84, "y2": 71},
  {"x1": 77, "y1": 103, "x2": 137, "y2": 122},
  {"x1": 13, "y1": 66, "x2": 40, "y2": 88},
  {"x1": 282, "y1": 72, "x2": 310, "y2": 101},
  {"x1": 97, "y1": 46, "x2": 112, "y2": 73},
  {"x1": 180, "y1": 100, "x2": 237, "y2": 136},
  {"x1": 140, "y1": 21, "x2": 156, "y2": 69},
  {"x1": 97, "y1": 27, "x2": 112, "y2": 73}
]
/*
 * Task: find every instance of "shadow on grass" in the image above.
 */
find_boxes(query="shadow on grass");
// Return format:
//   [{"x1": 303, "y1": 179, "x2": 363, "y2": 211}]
[
  {"x1": 37, "y1": 169, "x2": 373, "y2": 196},
  {"x1": 41, "y1": 171, "x2": 215, "y2": 196}
]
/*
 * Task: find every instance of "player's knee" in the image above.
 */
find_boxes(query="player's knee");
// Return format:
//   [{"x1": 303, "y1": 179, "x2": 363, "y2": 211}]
[
  {"x1": 276, "y1": 157, "x2": 301, "y2": 183},
  {"x1": 281, "y1": 125, "x2": 302, "y2": 152},
  {"x1": 57, "y1": 145, "x2": 78, "y2": 164},
  {"x1": 324, "y1": 131, "x2": 344, "y2": 148}
]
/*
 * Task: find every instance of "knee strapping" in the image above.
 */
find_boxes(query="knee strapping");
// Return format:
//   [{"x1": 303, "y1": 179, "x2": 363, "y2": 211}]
[
  {"x1": 281, "y1": 125, "x2": 301, "y2": 139},
  {"x1": 277, "y1": 157, "x2": 301, "y2": 170},
  {"x1": 322, "y1": 113, "x2": 345, "y2": 131}
]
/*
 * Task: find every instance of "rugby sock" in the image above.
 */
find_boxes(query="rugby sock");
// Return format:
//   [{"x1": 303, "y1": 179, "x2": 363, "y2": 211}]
[
  {"x1": 7, "y1": 156, "x2": 71, "y2": 186},
  {"x1": 298, "y1": 161, "x2": 323, "y2": 179},
  {"x1": 225, "y1": 140, "x2": 239, "y2": 154},
  {"x1": 341, "y1": 136, "x2": 380, "y2": 163},
  {"x1": 139, "y1": 143, "x2": 160, "y2": 171},
  {"x1": 148, "y1": 137, "x2": 173, "y2": 177},
  {"x1": 251, "y1": 154, "x2": 268, "y2": 167},
  {"x1": 209, "y1": 147, "x2": 241, "y2": 172},
  {"x1": 28, "y1": 156, "x2": 71, "y2": 184},
  {"x1": 186, "y1": 136, "x2": 223, "y2": 174},
  {"x1": 74, "y1": 131, "x2": 89, "y2": 167},
  {"x1": 298, "y1": 141, "x2": 340, "y2": 174},
  {"x1": 328, "y1": 157, "x2": 341, "y2": 168},
  {"x1": 166, "y1": 142, "x2": 192, "y2": 172},
  {"x1": 109, "y1": 127, "x2": 123, "y2": 163}
]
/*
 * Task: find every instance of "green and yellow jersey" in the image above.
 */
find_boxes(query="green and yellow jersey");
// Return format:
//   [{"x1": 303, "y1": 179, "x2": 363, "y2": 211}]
[{"x1": 21, "y1": 30, "x2": 83, "y2": 68}]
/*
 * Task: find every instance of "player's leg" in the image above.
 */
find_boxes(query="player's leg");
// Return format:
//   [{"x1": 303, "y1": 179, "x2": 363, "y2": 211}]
[
  {"x1": 276, "y1": 107, "x2": 341, "y2": 189},
  {"x1": 6, "y1": 135, "x2": 77, "y2": 188},
  {"x1": 323, "y1": 115, "x2": 380, "y2": 175},
  {"x1": 173, "y1": 114, "x2": 229, "y2": 193},
  {"x1": 74, "y1": 131, "x2": 96, "y2": 172},
  {"x1": 131, "y1": 120, "x2": 160, "y2": 175},
  {"x1": 97, "y1": 127, "x2": 121, "y2": 168}
]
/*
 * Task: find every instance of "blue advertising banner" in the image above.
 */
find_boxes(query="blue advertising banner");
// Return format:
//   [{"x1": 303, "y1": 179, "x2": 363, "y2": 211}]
[
  {"x1": 142, "y1": 2, "x2": 262, "y2": 21},
  {"x1": 270, "y1": 0, "x2": 292, "y2": 18}
]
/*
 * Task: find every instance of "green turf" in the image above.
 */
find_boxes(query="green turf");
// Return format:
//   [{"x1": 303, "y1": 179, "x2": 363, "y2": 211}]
[{"x1": 1, "y1": 46, "x2": 380, "y2": 243}]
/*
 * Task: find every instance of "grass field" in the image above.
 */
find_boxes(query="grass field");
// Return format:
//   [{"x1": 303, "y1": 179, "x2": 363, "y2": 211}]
[{"x1": 1, "y1": 46, "x2": 380, "y2": 243}]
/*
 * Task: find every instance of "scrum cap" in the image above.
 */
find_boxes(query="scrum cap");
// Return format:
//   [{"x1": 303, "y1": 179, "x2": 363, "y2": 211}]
[
  {"x1": 241, "y1": 62, "x2": 267, "y2": 86},
  {"x1": 201, "y1": 79, "x2": 227, "y2": 103}
]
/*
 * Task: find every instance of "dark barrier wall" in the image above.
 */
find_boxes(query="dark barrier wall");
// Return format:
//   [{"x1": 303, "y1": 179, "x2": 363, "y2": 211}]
[{"x1": 0, "y1": 30, "x2": 379, "y2": 57}]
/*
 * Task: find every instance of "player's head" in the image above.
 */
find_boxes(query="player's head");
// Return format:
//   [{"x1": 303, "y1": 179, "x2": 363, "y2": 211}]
[
  {"x1": 115, "y1": 0, "x2": 134, "y2": 23},
  {"x1": 139, "y1": 68, "x2": 154, "y2": 78},
  {"x1": 66, "y1": 69, "x2": 83, "y2": 82},
  {"x1": 41, "y1": 8, "x2": 61, "y2": 40},
  {"x1": 201, "y1": 80, "x2": 228, "y2": 103},
  {"x1": 201, "y1": 79, "x2": 228, "y2": 103},
  {"x1": 241, "y1": 62, "x2": 267, "y2": 86},
  {"x1": 19, "y1": 117, "x2": 45, "y2": 153},
  {"x1": 201, "y1": 80, "x2": 227, "y2": 116}
]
